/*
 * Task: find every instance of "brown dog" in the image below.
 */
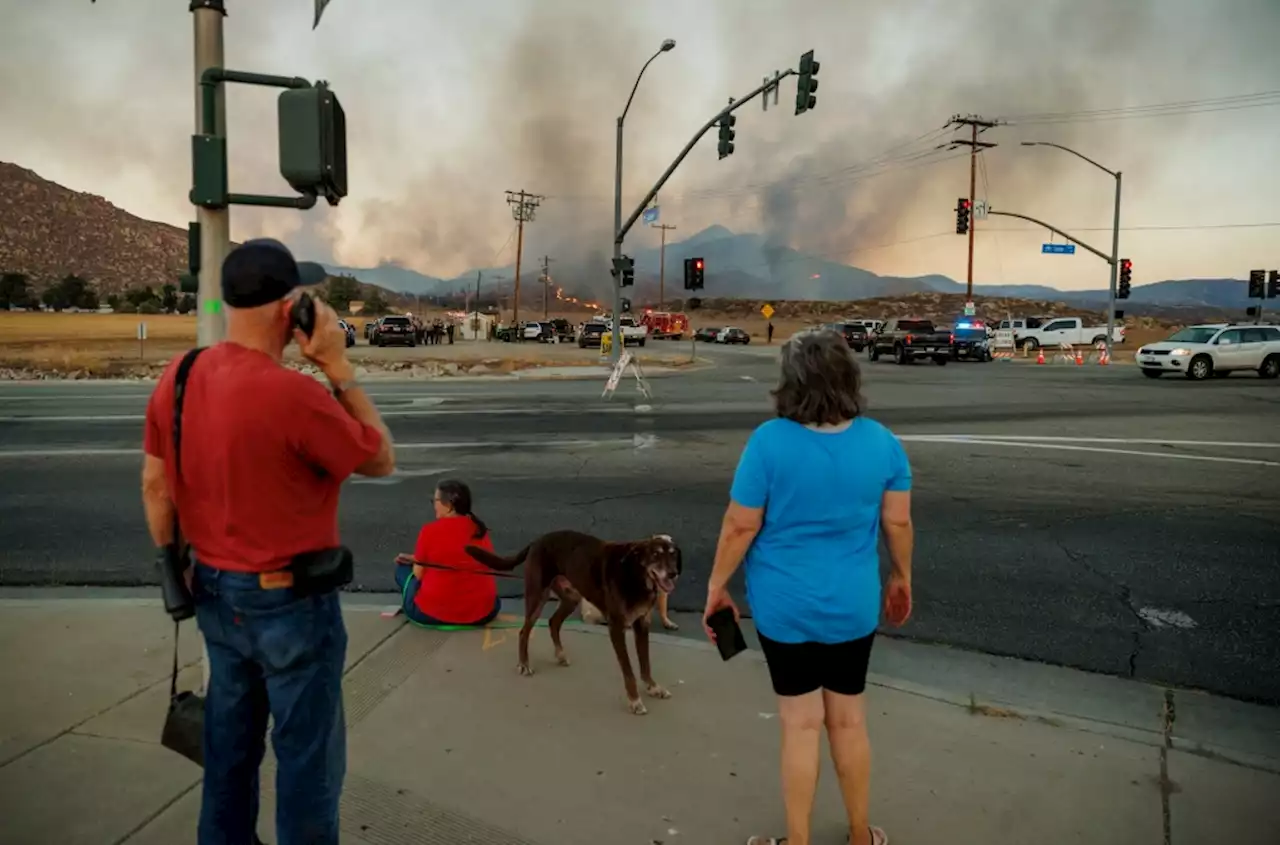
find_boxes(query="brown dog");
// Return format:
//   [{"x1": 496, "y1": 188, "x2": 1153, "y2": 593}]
[{"x1": 464, "y1": 530, "x2": 682, "y2": 715}]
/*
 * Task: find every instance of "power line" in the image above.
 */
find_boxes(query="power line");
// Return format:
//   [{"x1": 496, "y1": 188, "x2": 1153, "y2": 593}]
[{"x1": 1002, "y1": 89, "x2": 1280, "y2": 122}]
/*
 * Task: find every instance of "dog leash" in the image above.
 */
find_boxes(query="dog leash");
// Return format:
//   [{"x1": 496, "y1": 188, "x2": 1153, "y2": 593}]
[{"x1": 398, "y1": 558, "x2": 524, "y2": 580}]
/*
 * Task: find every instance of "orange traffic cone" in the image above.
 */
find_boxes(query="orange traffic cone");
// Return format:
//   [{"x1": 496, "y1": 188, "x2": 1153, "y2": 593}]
[
  {"x1": 1075, "y1": 349, "x2": 1084, "y2": 365},
  {"x1": 1036, "y1": 349, "x2": 1045, "y2": 365},
  {"x1": 1098, "y1": 348, "x2": 1109, "y2": 366}
]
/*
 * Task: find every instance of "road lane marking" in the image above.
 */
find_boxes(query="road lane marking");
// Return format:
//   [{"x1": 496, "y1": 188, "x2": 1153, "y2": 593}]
[
  {"x1": 900, "y1": 436, "x2": 1280, "y2": 468},
  {"x1": 350, "y1": 467, "x2": 456, "y2": 486},
  {"x1": 905, "y1": 435, "x2": 1280, "y2": 449},
  {"x1": 1138, "y1": 607, "x2": 1197, "y2": 629},
  {"x1": 0, "y1": 437, "x2": 642, "y2": 459}
]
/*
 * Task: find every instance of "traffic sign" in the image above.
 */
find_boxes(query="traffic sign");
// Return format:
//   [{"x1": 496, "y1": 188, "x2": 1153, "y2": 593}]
[
  {"x1": 963, "y1": 301, "x2": 976, "y2": 316},
  {"x1": 761, "y1": 303, "x2": 775, "y2": 320},
  {"x1": 972, "y1": 200, "x2": 989, "y2": 221},
  {"x1": 1042, "y1": 243, "x2": 1076, "y2": 255}
]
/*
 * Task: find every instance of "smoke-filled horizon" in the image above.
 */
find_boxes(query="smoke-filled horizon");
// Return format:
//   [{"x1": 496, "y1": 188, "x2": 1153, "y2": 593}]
[{"x1": 1, "y1": 0, "x2": 1277, "y2": 296}]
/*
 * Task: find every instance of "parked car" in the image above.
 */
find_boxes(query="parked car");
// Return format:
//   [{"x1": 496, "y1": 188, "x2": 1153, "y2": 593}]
[
  {"x1": 822, "y1": 321, "x2": 869, "y2": 352},
  {"x1": 578, "y1": 320, "x2": 608, "y2": 349},
  {"x1": 549, "y1": 318, "x2": 576, "y2": 343},
  {"x1": 1137, "y1": 324, "x2": 1280, "y2": 380},
  {"x1": 1017, "y1": 316, "x2": 1125, "y2": 351},
  {"x1": 715, "y1": 326, "x2": 751, "y2": 345},
  {"x1": 869, "y1": 318, "x2": 952, "y2": 365},
  {"x1": 371, "y1": 315, "x2": 417, "y2": 347},
  {"x1": 693, "y1": 326, "x2": 721, "y2": 343},
  {"x1": 522, "y1": 321, "x2": 553, "y2": 342}
]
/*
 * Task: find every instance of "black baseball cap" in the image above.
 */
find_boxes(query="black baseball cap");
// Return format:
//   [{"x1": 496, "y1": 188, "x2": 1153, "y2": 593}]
[{"x1": 221, "y1": 238, "x2": 328, "y2": 308}]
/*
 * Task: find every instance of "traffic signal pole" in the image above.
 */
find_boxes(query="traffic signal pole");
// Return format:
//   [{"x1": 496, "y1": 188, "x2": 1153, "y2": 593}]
[
  {"x1": 1020, "y1": 142, "x2": 1122, "y2": 360},
  {"x1": 653, "y1": 223, "x2": 676, "y2": 309},
  {"x1": 948, "y1": 115, "x2": 999, "y2": 300},
  {"x1": 193, "y1": 0, "x2": 229, "y2": 347}
]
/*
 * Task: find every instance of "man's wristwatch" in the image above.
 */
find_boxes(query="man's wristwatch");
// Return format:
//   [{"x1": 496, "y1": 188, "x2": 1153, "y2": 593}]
[{"x1": 330, "y1": 375, "x2": 358, "y2": 397}]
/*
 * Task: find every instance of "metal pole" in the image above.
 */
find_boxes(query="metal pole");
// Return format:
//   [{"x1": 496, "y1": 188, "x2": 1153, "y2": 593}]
[
  {"x1": 659, "y1": 226, "x2": 666, "y2": 310},
  {"x1": 1105, "y1": 171, "x2": 1122, "y2": 360},
  {"x1": 193, "y1": 0, "x2": 228, "y2": 347},
  {"x1": 966, "y1": 122, "x2": 977, "y2": 300},
  {"x1": 611, "y1": 116, "x2": 624, "y2": 364}
]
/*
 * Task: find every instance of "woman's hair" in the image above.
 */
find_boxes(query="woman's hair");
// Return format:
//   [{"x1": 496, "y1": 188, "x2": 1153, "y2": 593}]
[
  {"x1": 770, "y1": 328, "x2": 865, "y2": 426},
  {"x1": 436, "y1": 479, "x2": 487, "y2": 539}
]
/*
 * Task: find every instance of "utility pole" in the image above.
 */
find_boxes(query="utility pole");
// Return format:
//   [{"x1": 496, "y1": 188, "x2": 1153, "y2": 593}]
[
  {"x1": 505, "y1": 190, "x2": 543, "y2": 334},
  {"x1": 947, "y1": 114, "x2": 1000, "y2": 300},
  {"x1": 652, "y1": 224, "x2": 676, "y2": 309},
  {"x1": 540, "y1": 255, "x2": 554, "y2": 319},
  {"x1": 193, "y1": 0, "x2": 229, "y2": 347}
]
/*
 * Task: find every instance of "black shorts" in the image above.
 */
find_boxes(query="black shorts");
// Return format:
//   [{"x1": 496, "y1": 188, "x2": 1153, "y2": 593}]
[{"x1": 757, "y1": 631, "x2": 876, "y2": 697}]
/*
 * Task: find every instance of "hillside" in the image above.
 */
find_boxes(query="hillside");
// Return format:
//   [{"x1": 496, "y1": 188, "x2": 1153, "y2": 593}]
[{"x1": 0, "y1": 162, "x2": 191, "y2": 296}]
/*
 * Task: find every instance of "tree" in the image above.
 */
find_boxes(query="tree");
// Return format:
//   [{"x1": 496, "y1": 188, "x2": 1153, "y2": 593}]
[
  {"x1": 161, "y1": 283, "x2": 178, "y2": 314},
  {"x1": 362, "y1": 287, "x2": 390, "y2": 316},
  {"x1": 105, "y1": 293, "x2": 121, "y2": 311},
  {"x1": 125, "y1": 286, "x2": 159, "y2": 309},
  {"x1": 323, "y1": 274, "x2": 360, "y2": 312},
  {"x1": 137, "y1": 300, "x2": 161, "y2": 315},
  {"x1": 176, "y1": 293, "x2": 196, "y2": 314},
  {"x1": 0, "y1": 273, "x2": 32, "y2": 309}
]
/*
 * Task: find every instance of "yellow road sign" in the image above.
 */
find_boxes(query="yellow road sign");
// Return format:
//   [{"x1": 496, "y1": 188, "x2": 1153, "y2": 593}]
[{"x1": 761, "y1": 304, "x2": 775, "y2": 320}]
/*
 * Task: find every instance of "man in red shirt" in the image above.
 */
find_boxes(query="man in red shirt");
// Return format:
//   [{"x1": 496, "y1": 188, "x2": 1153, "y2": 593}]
[{"x1": 141, "y1": 238, "x2": 394, "y2": 845}]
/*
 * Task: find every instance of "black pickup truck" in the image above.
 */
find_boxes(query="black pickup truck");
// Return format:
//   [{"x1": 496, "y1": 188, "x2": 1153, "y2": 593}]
[{"x1": 868, "y1": 318, "x2": 952, "y2": 366}]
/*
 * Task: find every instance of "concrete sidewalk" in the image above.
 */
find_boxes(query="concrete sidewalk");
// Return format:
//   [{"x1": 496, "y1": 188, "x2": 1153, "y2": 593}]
[{"x1": 0, "y1": 594, "x2": 1277, "y2": 845}]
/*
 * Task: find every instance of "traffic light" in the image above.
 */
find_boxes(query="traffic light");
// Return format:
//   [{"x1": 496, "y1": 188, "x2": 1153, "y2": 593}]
[
  {"x1": 795, "y1": 50, "x2": 819, "y2": 115},
  {"x1": 278, "y1": 82, "x2": 348, "y2": 206},
  {"x1": 718, "y1": 112, "x2": 736, "y2": 160},
  {"x1": 1268, "y1": 270, "x2": 1280, "y2": 299},
  {"x1": 684, "y1": 257, "x2": 705, "y2": 291},
  {"x1": 955, "y1": 198, "x2": 970, "y2": 235},
  {"x1": 1248, "y1": 270, "x2": 1264, "y2": 298},
  {"x1": 1117, "y1": 258, "x2": 1132, "y2": 299},
  {"x1": 612, "y1": 255, "x2": 635, "y2": 287}
]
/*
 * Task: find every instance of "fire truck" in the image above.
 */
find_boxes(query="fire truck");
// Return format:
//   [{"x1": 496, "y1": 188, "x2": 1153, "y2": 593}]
[{"x1": 639, "y1": 310, "x2": 690, "y2": 340}]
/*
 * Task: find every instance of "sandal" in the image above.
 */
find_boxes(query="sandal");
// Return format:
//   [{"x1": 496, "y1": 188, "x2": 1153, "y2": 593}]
[
  {"x1": 745, "y1": 838, "x2": 785, "y2": 845},
  {"x1": 848, "y1": 827, "x2": 889, "y2": 845}
]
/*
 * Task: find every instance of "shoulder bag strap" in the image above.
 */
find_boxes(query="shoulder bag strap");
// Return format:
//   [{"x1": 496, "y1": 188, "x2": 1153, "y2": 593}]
[{"x1": 168, "y1": 347, "x2": 207, "y2": 697}]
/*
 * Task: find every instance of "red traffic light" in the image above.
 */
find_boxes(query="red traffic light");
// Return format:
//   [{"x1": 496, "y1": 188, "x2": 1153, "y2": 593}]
[
  {"x1": 695, "y1": 259, "x2": 703, "y2": 269},
  {"x1": 959, "y1": 198, "x2": 970, "y2": 209}
]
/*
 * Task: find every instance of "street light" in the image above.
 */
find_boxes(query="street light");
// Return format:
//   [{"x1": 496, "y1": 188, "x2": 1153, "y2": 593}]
[
  {"x1": 611, "y1": 38, "x2": 677, "y2": 363},
  {"x1": 1020, "y1": 141, "x2": 1123, "y2": 360}
]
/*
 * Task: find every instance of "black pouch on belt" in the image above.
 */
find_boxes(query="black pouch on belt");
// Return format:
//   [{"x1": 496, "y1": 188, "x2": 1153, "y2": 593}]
[{"x1": 288, "y1": 546, "x2": 355, "y2": 597}]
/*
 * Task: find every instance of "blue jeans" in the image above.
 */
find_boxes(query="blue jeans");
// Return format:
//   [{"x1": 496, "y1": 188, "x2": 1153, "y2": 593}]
[
  {"x1": 193, "y1": 564, "x2": 348, "y2": 845},
  {"x1": 394, "y1": 563, "x2": 500, "y2": 627}
]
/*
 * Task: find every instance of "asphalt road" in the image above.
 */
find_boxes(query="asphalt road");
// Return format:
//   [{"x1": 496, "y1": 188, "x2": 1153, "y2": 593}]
[{"x1": 2, "y1": 344, "x2": 1279, "y2": 704}]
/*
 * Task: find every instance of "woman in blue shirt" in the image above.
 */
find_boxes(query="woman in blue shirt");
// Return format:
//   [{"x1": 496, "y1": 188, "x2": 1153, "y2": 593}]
[{"x1": 702, "y1": 328, "x2": 914, "y2": 845}]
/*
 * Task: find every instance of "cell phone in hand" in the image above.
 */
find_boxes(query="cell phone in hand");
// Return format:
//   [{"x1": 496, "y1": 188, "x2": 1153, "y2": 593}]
[
  {"x1": 290, "y1": 292, "x2": 316, "y2": 338},
  {"x1": 707, "y1": 607, "x2": 748, "y2": 661}
]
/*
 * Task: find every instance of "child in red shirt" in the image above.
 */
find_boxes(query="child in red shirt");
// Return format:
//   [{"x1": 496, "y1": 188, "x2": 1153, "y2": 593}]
[{"x1": 395, "y1": 480, "x2": 501, "y2": 626}]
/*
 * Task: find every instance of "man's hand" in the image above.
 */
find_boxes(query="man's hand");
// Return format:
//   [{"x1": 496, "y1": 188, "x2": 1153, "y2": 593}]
[{"x1": 293, "y1": 298, "x2": 352, "y2": 381}]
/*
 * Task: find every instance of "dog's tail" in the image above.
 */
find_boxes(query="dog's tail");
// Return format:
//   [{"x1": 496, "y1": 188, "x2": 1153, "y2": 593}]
[{"x1": 464, "y1": 543, "x2": 529, "y2": 572}]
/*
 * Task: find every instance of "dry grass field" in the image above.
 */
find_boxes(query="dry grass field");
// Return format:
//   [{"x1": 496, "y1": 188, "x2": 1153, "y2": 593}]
[{"x1": 0, "y1": 310, "x2": 1175, "y2": 376}]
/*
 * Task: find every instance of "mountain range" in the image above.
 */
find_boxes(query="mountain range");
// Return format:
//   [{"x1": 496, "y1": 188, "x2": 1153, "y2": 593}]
[
  {"x1": 0, "y1": 160, "x2": 1253, "y2": 314},
  {"x1": 325, "y1": 223, "x2": 1252, "y2": 314}
]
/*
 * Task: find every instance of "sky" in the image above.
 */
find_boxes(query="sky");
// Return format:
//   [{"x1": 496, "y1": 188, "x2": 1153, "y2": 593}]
[{"x1": 1, "y1": 0, "x2": 1278, "y2": 297}]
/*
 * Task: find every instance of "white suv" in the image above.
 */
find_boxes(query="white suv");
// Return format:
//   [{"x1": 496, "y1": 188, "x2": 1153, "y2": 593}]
[{"x1": 1137, "y1": 323, "x2": 1280, "y2": 380}]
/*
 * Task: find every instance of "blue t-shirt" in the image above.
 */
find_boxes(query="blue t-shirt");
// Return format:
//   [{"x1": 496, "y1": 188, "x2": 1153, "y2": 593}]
[{"x1": 729, "y1": 416, "x2": 912, "y2": 644}]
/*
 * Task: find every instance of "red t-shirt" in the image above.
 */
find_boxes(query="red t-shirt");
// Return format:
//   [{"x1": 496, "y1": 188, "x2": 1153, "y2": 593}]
[
  {"x1": 412, "y1": 516, "x2": 497, "y2": 623},
  {"x1": 143, "y1": 343, "x2": 383, "y2": 573}
]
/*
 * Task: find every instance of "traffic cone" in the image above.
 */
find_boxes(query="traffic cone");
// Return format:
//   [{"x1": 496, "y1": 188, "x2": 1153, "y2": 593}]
[
  {"x1": 1075, "y1": 349, "x2": 1084, "y2": 365},
  {"x1": 1036, "y1": 349, "x2": 1045, "y2": 365},
  {"x1": 1098, "y1": 347, "x2": 1109, "y2": 366}
]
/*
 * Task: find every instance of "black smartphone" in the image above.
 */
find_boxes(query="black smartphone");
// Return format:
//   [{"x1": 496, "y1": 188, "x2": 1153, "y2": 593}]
[
  {"x1": 707, "y1": 607, "x2": 748, "y2": 661},
  {"x1": 290, "y1": 292, "x2": 316, "y2": 338}
]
